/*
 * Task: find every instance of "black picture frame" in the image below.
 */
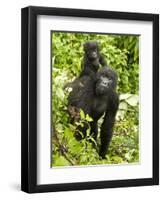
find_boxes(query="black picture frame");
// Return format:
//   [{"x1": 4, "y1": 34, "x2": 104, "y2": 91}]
[{"x1": 21, "y1": 6, "x2": 159, "y2": 193}]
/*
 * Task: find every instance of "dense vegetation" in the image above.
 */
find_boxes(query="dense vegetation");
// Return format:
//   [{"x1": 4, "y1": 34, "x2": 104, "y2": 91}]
[{"x1": 52, "y1": 32, "x2": 139, "y2": 166}]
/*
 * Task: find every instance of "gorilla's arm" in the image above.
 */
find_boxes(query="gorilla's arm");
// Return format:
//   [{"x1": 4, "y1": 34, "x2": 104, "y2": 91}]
[
  {"x1": 99, "y1": 54, "x2": 107, "y2": 66},
  {"x1": 99, "y1": 92, "x2": 119, "y2": 158}
]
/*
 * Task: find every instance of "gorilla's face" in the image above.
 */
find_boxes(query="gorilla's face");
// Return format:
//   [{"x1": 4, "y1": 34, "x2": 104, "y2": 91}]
[
  {"x1": 96, "y1": 76, "x2": 112, "y2": 96},
  {"x1": 84, "y1": 42, "x2": 99, "y2": 60},
  {"x1": 95, "y1": 67, "x2": 118, "y2": 96}
]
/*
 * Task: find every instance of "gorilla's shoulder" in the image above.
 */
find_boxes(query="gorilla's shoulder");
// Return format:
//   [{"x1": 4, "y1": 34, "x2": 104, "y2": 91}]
[{"x1": 69, "y1": 75, "x2": 93, "y2": 91}]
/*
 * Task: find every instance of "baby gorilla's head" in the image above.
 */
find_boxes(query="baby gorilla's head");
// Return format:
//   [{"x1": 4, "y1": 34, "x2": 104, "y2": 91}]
[
  {"x1": 83, "y1": 41, "x2": 100, "y2": 60},
  {"x1": 95, "y1": 67, "x2": 118, "y2": 96}
]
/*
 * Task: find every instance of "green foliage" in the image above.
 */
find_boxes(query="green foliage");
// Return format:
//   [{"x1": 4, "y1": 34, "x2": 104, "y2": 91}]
[
  {"x1": 51, "y1": 32, "x2": 139, "y2": 167},
  {"x1": 52, "y1": 32, "x2": 139, "y2": 93}
]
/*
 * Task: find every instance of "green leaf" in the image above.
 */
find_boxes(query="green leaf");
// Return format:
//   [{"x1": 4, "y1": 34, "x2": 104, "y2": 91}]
[
  {"x1": 120, "y1": 93, "x2": 132, "y2": 100},
  {"x1": 64, "y1": 127, "x2": 73, "y2": 140},
  {"x1": 80, "y1": 109, "x2": 85, "y2": 119},
  {"x1": 119, "y1": 102, "x2": 128, "y2": 110},
  {"x1": 54, "y1": 155, "x2": 70, "y2": 166},
  {"x1": 111, "y1": 156, "x2": 124, "y2": 163},
  {"x1": 89, "y1": 137, "x2": 97, "y2": 146},
  {"x1": 126, "y1": 95, "x2": 139, "y2": 106},
  {"x1": 116, "y1": 110, "x2": 126, "y2": 120},
  {"x1": 86, "y1": 129, "x2": 90, "y2": 136},
  {"x1": 69, "y1": 141, "x2": 83, "y2": 154},
  {"x1": 86, "y1": 114, "x2": 93, "y2": 122}
]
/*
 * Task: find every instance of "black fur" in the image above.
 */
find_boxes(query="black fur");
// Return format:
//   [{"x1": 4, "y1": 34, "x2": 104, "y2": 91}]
[
  {"x1": 68, "y1": 67, "x2": 119, "y2": 158},
  {"x1": 80, "y1": 41, "x2": 107, "y2": 79}
]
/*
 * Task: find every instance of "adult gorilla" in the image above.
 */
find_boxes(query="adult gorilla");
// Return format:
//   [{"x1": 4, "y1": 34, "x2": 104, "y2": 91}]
[{"x1": 68, "y1": 67, "x2": 119, "y2": 158}]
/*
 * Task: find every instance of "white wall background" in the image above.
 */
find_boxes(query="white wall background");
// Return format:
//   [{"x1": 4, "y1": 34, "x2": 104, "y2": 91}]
[{"x1": 0, "y1": 0, "x2": 161, "y2": 199}]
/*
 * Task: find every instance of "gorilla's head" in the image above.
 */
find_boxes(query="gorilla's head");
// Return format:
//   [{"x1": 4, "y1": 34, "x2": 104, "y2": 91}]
[
  {"x1": 95, "y1": 67, "x2": 118, "y2": 96},
  {"x1": 83, "y1": 41, "x2": 100, "y2": 60}
]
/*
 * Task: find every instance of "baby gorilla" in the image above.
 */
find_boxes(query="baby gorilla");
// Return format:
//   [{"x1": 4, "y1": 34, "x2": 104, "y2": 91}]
[
  {"x1": 68, "y1": 67, "x2": 119, "y2": 158},
  {"x1": 80, "y1": 41, "x2": 107, "y2": 79}
]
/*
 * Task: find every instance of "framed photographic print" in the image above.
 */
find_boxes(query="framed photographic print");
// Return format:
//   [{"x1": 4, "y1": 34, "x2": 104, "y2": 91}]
[{"x1": 21, "y1": 6, "x2": 159, "y2": 193}]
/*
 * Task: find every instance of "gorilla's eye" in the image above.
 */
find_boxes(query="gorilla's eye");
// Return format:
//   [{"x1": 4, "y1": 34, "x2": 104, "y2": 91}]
[
  {"x1": 92, "y1": 51, "x2": 97, "y2": 56},
  {"x1": 108, "y1": 78, "x2": 113, "y2": 83},
  {"x1": 100, "y1": 77, "x2": 110, "y2": 87}
]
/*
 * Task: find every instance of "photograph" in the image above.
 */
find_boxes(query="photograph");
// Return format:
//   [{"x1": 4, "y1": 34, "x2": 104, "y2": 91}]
[
  {"x1": 21, "y1": 6, "x2": 159, "y2": 192},
  {"x1": 51, "y1": 31, "x2": 139, "y2": 167}
]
